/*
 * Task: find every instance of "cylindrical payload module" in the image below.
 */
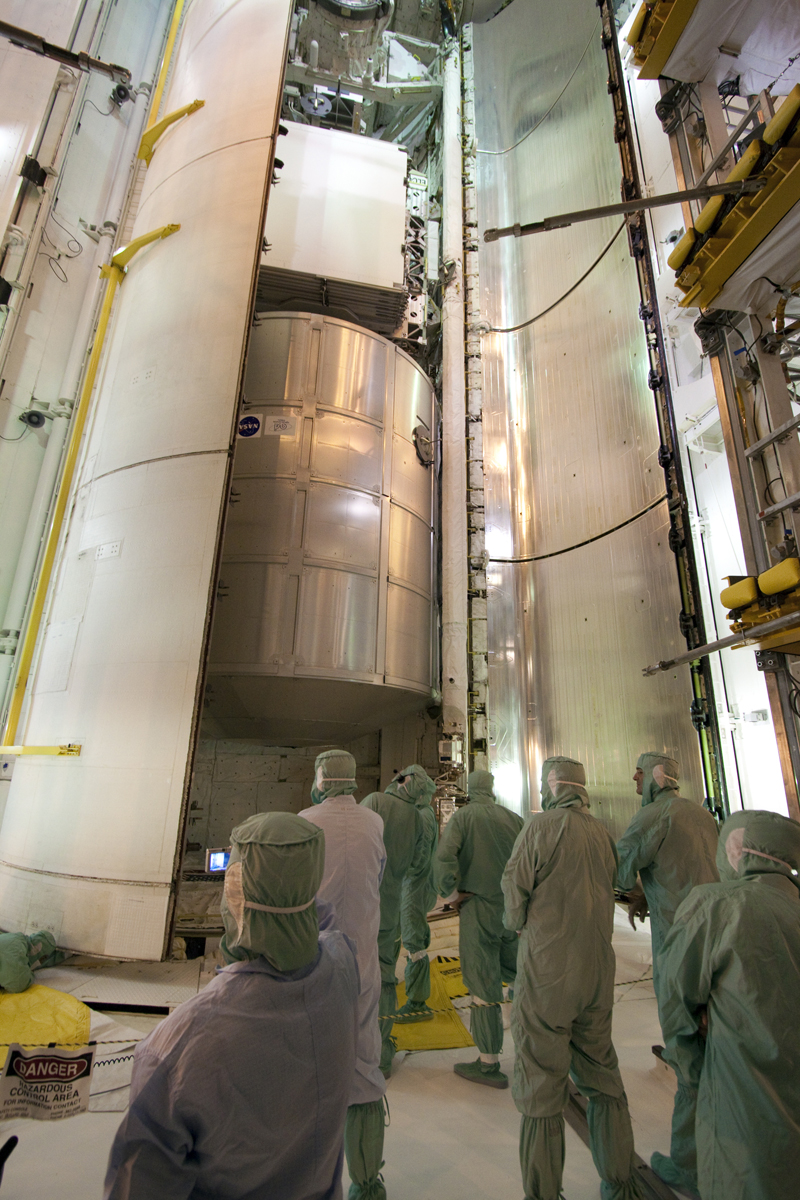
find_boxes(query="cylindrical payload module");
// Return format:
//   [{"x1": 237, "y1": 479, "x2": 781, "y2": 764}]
[{"x1": 205, "y1": 312, "x2": 436, "y2": 743}]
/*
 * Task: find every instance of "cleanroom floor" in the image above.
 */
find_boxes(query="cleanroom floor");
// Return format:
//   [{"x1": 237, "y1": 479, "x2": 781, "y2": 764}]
[{"x1": 0, "y1": 910, "x2": 674, "y2": 1200}]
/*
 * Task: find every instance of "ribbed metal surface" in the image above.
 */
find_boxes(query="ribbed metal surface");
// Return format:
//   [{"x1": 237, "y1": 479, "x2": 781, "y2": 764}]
[
  {"x1": 206, "y1": 313, "x2": 435, "y2": 743},
  {"x1": 474, "y1": 0, "x2": 703, "y2": 829},
  {"x1": 256, "y1": 266, "x2": 408, "y2": 336}
]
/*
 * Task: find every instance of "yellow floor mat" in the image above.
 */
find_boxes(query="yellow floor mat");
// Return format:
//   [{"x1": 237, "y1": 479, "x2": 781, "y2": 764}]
[
  {"x1": 0, "y1": 984, "x2": 91, "y2": 1066},
  {"x1": 434, "y1": 955, "x2": 469, "y2": 999},
  {"x1": 393, "y1": 957, "x2": 474, "y2": 1052}
]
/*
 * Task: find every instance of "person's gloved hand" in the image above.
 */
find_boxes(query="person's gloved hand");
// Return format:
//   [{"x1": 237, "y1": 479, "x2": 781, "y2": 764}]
[
  {"x1": 452, "y1": 891, "x2": 474, "y2": 914},
  {"x1": 698, "y1": 1006, "x2": 709, "y2": 1038},
  {"x1": 627, "y1": 891, "x2": 649, "y2": 929}
]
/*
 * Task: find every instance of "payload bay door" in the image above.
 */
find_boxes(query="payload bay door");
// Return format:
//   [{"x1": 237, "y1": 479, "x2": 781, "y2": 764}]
[{"x1": 0, "y1": 0, "x2": 292, "y2": 959}]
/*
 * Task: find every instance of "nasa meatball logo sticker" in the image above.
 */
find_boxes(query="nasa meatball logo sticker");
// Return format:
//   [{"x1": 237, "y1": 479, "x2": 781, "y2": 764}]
[
  {"x1": 238, "y1": 414, "x2": 263, "y2": 438},
  {"x1": 0, "y1": 1044, "x2": 95, "y2": 1120}
]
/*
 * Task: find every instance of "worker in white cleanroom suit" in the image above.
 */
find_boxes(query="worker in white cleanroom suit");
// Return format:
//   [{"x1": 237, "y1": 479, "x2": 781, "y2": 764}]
[
  {"x1": 104, "y1": 812, "x2": 359, "y2": 1200},
  {"x1": 301, "y1": 749, "x2": 388, "y2": 1200}
]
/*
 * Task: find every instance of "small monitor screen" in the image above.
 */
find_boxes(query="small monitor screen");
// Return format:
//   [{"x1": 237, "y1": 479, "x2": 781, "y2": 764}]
[{"x1": 206, "y1": 849, "x2": 230, "y2": 873}]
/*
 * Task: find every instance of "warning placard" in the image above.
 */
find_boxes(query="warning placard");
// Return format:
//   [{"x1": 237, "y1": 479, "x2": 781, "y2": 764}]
[{"x1": 0, "y1": 1044, "x2": 95, "y2": 1120}]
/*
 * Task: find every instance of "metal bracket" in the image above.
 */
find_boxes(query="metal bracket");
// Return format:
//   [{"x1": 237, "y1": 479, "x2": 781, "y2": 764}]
[
  {"x1": 0, "y1": 18, "x2": 130, "y2": 82},
  {"x1": 745, "y1": 414, "x2": 800, "y2": 460},
  {"x1": 758, "y1": 489, "x2": 800, "y2": 522},
  {"x1": 483, "y1": 180, "x2": 766, "y2": 242},
  {"x1": 137, "y1": 100, "x2": 205, "y2": 167}
]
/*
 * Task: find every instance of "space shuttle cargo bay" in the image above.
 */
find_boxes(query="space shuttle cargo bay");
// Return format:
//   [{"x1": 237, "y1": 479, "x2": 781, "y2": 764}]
[
  {"x1": 0, "y1": 0, "x2": 800, "y2": 1195},
  {"x1": 0, "y1": 0, "x2": 799, "y2": 968}
]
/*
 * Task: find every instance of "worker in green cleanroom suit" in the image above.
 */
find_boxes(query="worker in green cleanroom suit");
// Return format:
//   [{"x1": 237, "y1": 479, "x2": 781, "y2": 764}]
[
  {"x1": 616, "y1": 752, "x2": 718, "y2": 1194},
  {"x1": 394, "y1": 769, "x2": 438, "y2": 1023},
  {"x1": 361, "y1": 768, "x2": 427, "y2": 1076},
  {"x1": 503, "y1": 757, "x2": 643, "y2": 1200},
  {"x1": 0, "y1": 930, "x2": 65, "y2": 993},
  {"x1": 659, "y1": 809, "x2": 800, "y2": 1200},
  {"x1": 436, "y1": 769, "x2": 523, "y2": 1087}
]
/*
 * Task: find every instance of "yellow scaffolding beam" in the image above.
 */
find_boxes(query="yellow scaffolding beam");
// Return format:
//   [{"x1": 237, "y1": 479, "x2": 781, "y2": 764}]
[{"x1": 629, "y1": 0, "x2": 702, "y2": 81}]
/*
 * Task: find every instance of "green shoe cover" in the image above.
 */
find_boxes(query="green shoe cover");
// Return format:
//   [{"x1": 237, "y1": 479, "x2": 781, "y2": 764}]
[
  {"x1": 651, "y1": 1152, "x2": 700, "y2": 1198},
  {"x1": 348, "y1": 1176, "x2": 387, "y2": 1200},
  {"x1": 393, "y1": 1001, "x2": 435, "y2": 1023},
  {"x1": 454, "y1": 1059, "x2": 508, "y2": 1089}
]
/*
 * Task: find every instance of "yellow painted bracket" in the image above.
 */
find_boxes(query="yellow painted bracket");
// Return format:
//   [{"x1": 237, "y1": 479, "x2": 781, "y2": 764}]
[
  {"x1": 137, "y1": 100, "x2": 205, "y2": 167},
  {"x1": 677, "y1": 143, "x2": 800, "y2": 309},
  {"x1": 110, "y1": 222, "x2": 181, "y2": 272},
  {"x1": 3, "y1": 745, "x2": 81, "y2": 757},
  {"x1": 1, "y1": 222, "x2": 180, "y2": 749},
  {"x1": 632, "y1": 0, "x2": 702, "y2": 81}
]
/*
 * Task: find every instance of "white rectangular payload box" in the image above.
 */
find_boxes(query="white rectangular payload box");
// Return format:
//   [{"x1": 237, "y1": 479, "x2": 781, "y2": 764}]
[{"x1": 263, "y1": 123, "x2": 407, "y2": 291}]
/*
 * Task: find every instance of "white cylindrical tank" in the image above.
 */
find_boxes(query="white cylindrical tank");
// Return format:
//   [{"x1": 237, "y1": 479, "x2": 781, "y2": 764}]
[{"x1": 205, "y1": 312, "x2": 436, "y2": 743}]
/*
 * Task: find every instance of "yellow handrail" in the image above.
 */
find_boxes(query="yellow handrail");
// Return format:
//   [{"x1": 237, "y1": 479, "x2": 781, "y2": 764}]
[
  {"x1": 146, "y1": 0, "x2": 186, "y2": 133},
  {"x1": 1, "y1": 224, "x2": 180, "y2": 747},
  {"x1": 3, "y1": 745, "x2": 81, "y2": 756},
  {"x1": 138, "y1": 99, "x2": 204, "y2": 166}
]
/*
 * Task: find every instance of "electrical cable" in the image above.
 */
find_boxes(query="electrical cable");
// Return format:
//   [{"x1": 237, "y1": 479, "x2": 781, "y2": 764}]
[
  {"x1": 83, "y1": 98, "x2": 114, "y2": 118},
  {"x1": 490, "y1": 493, "x2": 667, "y2": 564},
  {"x1": 38, "y1": 253, "x2": 69, "y2": 282},
  {"x1": 37, "y1": 212, "x2": 84, "y2": 283},
  {"x1": 764, "y1": 476, "x2": 787, "y2": 506},
  {"x1": 0, "y1": 426, "x2": 29, "y2": 442},
  {"x1": 49, "y1": 211, "x2": 83, "y2": 258},
  {"x1": 485, "y1": 222, "x2": 626, "y2": 335},
  {"x1": 787, "y1": 672, "x2": 800, "y2": 719},
  {"x1": 477, "y1": 18, "x2": 600, "y2": 156}
]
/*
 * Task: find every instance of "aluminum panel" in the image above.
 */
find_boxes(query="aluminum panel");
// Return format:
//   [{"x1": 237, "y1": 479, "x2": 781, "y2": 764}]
[
  {"x1": 305, "y1": 483, "x2": 381, "y2": 570},
  {"x1": 312, "y1": 412, "x2": 383, "y2": 493},
  {"x1": 391, "y1": 435, "x2": 432, "y2": 522},
  {"x1": 319, "y1": 323, "x2": 388, "y2": 421},
  {"x1": 477, "y1": 3, "x2": 662, "y2": 560},
  {"x1": 211, "y1": 563, "x2": 290, "y2": 666},
  {"x1": 385, "y1": 584, "x2": 432, "y2": 689},
  {"x1": 394, "y1": 353, "x2": 433, "y2": 440},
  {"x1": 233, "y1": 406, "x2": 302, "y2": 478},
  {"x1": 474, "y1": 0, "x2": 704, "y2": 819},
  {"x1": 295, "y1": 568, "x2": 378, "y2": 673},
  {"x1": 389, "y1": 504, "x2": 433, "y2": 596},
  {"x1": 245, "y1": 321, "x2": 308, "y2": 401},
  {"x1": 223, "y1": 477, "x2": 296, "y2": 558}
]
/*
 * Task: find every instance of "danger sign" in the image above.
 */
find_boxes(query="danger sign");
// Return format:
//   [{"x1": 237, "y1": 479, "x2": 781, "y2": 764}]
[{"x1": 0, "y1": 1044, "x2": 95, "y2": 1120}]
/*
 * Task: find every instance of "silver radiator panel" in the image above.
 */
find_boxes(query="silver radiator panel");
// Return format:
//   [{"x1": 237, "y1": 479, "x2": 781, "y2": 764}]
[{"x1": 474, "y1": 0, "x2": 703, "y2": 827}]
